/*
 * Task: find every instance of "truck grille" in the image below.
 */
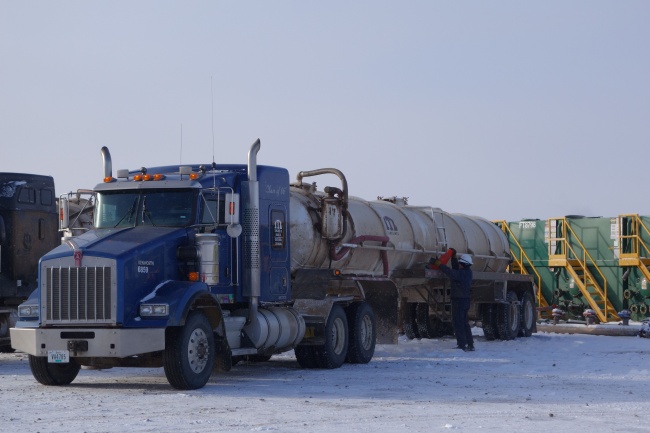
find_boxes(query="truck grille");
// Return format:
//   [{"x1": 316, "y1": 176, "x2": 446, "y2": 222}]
[{"x1": 44, "y1": 266, "x2": 113, "y2": 324}]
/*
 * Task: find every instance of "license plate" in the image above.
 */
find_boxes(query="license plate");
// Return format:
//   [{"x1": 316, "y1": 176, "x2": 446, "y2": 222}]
[{"x1": 48, "y1": 350, "x2": 69, "y2": 363}]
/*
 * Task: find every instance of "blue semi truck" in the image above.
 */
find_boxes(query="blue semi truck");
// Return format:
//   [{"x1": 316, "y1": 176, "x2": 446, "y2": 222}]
[{"x1": 11, "y1": 140, "x2": 535, "y2": 389}]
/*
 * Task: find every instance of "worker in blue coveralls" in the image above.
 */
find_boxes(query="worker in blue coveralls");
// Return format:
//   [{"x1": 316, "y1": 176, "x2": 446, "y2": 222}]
[{"x1": 429, "y1": 249, "x2": 475, "y2": 351}]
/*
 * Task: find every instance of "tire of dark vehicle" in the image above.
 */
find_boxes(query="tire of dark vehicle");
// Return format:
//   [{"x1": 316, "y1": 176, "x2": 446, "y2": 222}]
[
  {"x1": 497, "y1": 291, "x2": 520, "y2": 340},
  {"x1": 315, "y1": 304, "x2": 348, "y2": 369},
  {"x1": 403, "y1": 303, "x2": 420, "y2": 340},
  {"x1": 29, "y1": 355, "x2": 81, "y2": 386},
  {"x1": 164, "y1": 311, "x2": 215, "y2": 390},
  {"x1": 295, "y1": 345, "x2": 320, "y2": 368},
  {"x1": 518, "y1": 290, "x2": 536, "y2": 337},
  {"x1": 482, "y1": 304, "x2": 498, "y2": 341},
  {"x1": 346, "y1": 302, "x2": 376, "y2": 364}
]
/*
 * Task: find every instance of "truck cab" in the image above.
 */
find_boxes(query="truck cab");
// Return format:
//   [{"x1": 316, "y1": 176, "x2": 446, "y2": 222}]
[{"x1": 12, "y1": 142, "x2": 309, "y2": 389}]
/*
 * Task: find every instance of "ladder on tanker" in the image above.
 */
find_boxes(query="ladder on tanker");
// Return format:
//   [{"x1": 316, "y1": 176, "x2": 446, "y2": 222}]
[
  {"x1": 617, "y1": 214, "x2": 650, "y2": 284},
  {"x1": 547, "y1": 217, "x2": 619, "y2": 322},
  {"x1": 494, "y1": 220, "x2": 550, "y2": 318},
  {"x1": 430, "y1": 208, "x2": 449, "y2": 253}
]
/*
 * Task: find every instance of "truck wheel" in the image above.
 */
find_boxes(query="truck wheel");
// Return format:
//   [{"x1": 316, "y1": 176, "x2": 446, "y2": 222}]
[
  {"x1": 403, "y1": 303, "x2": 420, "y2": 340},
  {"x1": 346, "y1": 302, "x2": 376, "y2": 364},
  {"x1": 519, "y1": 291, "x2": 536, "y2": 337},
  {"x1": 295, "y1": 345, "x2": 319, "y2": 368},
  {"x1": 315, "y1": 304, "x2": 348, "y2": 369},
  {"x1": 497, "y1": 291, "x2": 520, "y2": 340},
  {"x1": 29, "y1": 355, "x2": 80, "y2": 386},
  {"x1": 482, "y1": 304, "x2": 497, "y2": 341},
  {"x1": 164, "y1": 311, "x2": 215, "y2": 390}
]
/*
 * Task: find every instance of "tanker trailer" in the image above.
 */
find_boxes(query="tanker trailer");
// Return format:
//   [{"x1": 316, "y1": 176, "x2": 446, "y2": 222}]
[{"x1": 289, "y1": 169, "x2": 537, "y2": 345}]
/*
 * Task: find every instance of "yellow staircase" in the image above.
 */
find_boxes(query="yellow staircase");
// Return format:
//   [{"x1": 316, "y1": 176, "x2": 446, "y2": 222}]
[
  {"x1": 494, "y1": 221, "x2": 549, "y2": 317},
  {"x1": 547, "y1": 217, "x2": 618, "y2": 322},
  {"x1": 617, "y1": 214, "x2": 650, "y2": 283}
]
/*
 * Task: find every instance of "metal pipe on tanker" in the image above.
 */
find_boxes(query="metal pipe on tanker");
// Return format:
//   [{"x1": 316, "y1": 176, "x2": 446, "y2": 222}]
[{"x1": 295, "y1": 168, "x2": 349, "y2": 243}]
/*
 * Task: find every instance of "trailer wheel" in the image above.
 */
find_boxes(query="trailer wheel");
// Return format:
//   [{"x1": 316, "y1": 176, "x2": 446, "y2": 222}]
[
  {"x1": 29, "y1": 355, "x2": 80, "y2": 386},
  {"x1": 295, "y1": 345, "x2": 319, "y2": 368},
  {"x1": 518, "y1": 291, "x2": 536, "y2": 337},
  {"x1": 164, "y1": 311, "x2": 215, "y2": 390},
  {"x1": 415, "y1": 303, "x2": 432, "y2": 339},
  {"x1": 403, "y1": 303, "x2": 420, "y2": 340},
  {"x1": 482, "y1": 304, "x2": 498, "y2": 341},
  {"x1": 315, "y1": 304, "x2": 348, "y2": 369},
  {"x1": 346, "y1": 302, "x2": 376, "y2": 364},
  {"x1": 497, "y1": 291, "x2": 520, "y2": 340}
]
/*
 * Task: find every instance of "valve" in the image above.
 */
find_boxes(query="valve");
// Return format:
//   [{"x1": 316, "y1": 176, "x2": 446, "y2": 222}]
[
  {"x1": 618, "y1": 309, "x2": 631, "y2": 326},
  {"x1": 582, "y1": 309, "x2": 597, "y2": 325},
  {"x1": 623, "y1": 289, "x2": 637, "y2": 300},
  {"x1": 639, "y1": 320, "x2": 650, "y2": 338},
  {"x1": 552, "y1": 307, "x2": 565, "y2": 325}
]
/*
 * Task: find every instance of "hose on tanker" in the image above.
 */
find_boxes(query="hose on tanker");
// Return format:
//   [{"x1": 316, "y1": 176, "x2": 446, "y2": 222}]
[{"x1": 329, "y1": 235, "x2": 390, "y2": 276}]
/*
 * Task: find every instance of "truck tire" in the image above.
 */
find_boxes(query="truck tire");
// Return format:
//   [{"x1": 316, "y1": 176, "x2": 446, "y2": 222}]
[
  {"x1": 29, "y1": 355, "x2": 80, "y2": 386},
  {"x1": 482, "y1": 304, "x2": 498, "y2": 341},
  {"x1": 403, "y1": 303, "x2": 420, "y2": 340},
  {"x1": 519, "y1": 290, "x2": 536, "y2": 337},
  {"x1": 315, "y1": 304, "x2": 348, "y2": 369},
  {"x1": 164, "y1": 311, "x2": 215, "y2": 390},
  {"x1": 346, "y1": 302, "x2": 376, "y2": 364},
  {"x1": 497, "y1": 291, "x2": 520, "y2": 340}
]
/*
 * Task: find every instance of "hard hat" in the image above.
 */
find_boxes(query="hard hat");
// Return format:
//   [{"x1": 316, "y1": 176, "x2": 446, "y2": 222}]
[{"x1": 459, "y1": 254, "x2": 473, "y2": 266}]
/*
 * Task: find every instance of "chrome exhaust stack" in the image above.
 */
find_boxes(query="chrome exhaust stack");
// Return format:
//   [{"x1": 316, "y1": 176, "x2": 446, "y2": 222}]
[{"x1": 101, "y1": 146, "x2": 112, "y2": 180}]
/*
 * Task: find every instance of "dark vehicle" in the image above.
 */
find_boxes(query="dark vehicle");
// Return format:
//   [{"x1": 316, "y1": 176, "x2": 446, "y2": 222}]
[{"x1": 0, "y1": 174, "x2": 58, "y2": 349}]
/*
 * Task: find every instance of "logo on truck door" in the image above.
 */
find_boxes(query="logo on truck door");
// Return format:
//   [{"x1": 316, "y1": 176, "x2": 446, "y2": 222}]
[{"x1": 272, "y1": 217, "x2": 285, "y2": 249}]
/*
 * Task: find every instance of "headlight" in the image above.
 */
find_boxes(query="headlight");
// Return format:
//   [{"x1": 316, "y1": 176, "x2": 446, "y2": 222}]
[
  {"x1": 18, "y1": 304, "x2": 39, "y2": 318},
  {"x1": 139, "y1": 304, "x2": 169, "y2": 317}
]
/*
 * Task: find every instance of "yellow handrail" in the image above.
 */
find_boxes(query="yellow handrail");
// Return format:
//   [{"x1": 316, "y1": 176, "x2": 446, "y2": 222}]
[
  {"x1": 547, "y1": 217, "x2": 618, "y2": 321},
  {"x1": 493, "y1": 220, "x2": 545, "y2": 308}
]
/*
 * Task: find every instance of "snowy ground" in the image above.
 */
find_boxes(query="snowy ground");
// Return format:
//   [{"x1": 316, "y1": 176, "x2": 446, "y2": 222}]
[{"x1": 2, "y1": 328, "x2": 650, "y2": 433}]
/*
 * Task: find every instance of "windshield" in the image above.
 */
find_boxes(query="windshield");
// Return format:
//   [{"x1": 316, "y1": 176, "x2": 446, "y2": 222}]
[{"x1": 94, "y1": 189, "x2": 197, "y2": 228}]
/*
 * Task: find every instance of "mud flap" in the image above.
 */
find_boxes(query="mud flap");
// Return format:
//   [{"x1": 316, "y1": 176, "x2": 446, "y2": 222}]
[{"x1": 357, "y1": 280, "x2": 399, "y2": 344}]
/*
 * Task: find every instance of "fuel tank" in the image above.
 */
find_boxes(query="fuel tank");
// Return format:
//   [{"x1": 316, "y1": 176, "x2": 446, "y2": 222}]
[{"x1": 289, "y1": 182, "x2": 510, "y2": 275}]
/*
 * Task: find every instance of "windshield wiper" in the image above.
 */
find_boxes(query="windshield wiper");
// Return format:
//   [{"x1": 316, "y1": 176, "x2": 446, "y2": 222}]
[
  {"x1": 113, "y1": 196, "x2": 138, "y2": 228},
  {"x1": 141, "y1": 195, "x2": 158, "y2": 226}
]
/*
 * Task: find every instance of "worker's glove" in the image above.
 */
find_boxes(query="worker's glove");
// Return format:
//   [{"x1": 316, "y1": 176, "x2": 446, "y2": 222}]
[{"x1": 449, "y1": 248, "x2": 457, "y2": 258}]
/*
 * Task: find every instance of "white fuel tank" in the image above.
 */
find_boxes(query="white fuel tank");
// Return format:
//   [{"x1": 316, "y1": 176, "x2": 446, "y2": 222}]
[{"x1": 290, "y1": 187, "x2": 510, "y2": 275}]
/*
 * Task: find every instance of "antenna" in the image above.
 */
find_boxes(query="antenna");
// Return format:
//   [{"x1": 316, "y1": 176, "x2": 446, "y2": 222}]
[
  {"x1": 211, "y1": 76, "x2": 215, "y2": 164},
  {"x1": 180, "y1": 123, "x2": 183, "y2": 165}
]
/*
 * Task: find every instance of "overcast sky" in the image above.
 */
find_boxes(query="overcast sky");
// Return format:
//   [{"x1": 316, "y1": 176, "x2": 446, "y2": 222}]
[{"x1": 1, "y1": 1, "x2": 648, "y2": 221}]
